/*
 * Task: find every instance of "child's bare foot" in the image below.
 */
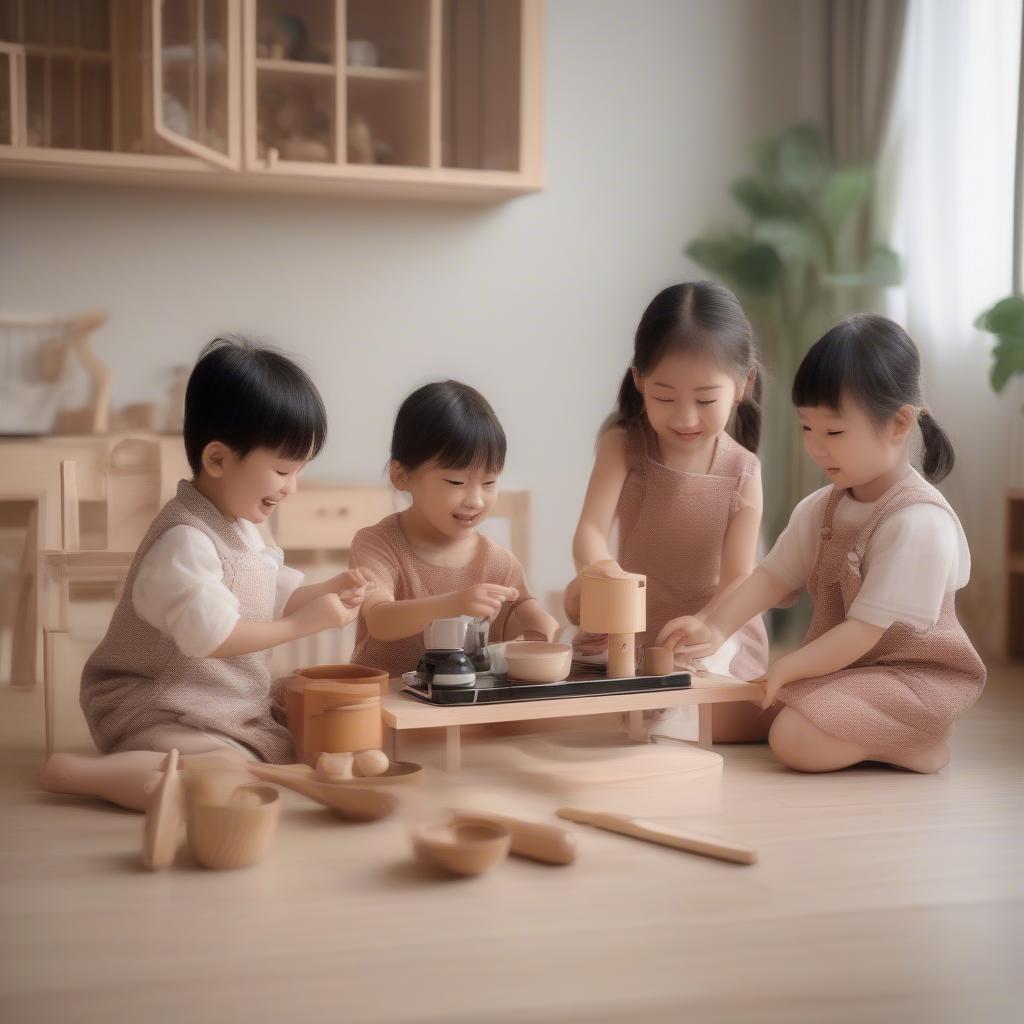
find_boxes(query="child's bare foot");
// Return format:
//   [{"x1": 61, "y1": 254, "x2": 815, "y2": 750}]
[
  {"x1": 885, "y1": 739, "x2": 950, "y2": 774},
  {"x1": 39, "y1": 752, "x2": 78, "y2": 795}
]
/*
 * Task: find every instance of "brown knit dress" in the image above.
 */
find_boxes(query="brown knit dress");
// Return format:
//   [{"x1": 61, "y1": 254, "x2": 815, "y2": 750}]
[
  {"x1": 350, "y1": 512, "x2": 532, "y2": 678},
  {"x1": 80, "y1": 480, "x2": 294, "y2": 763},
  {"x1": 778, "y1": 470, "x2": 986, "y2": 755},
  {"x1": 577, "y1": 423, "x2": 769, "y2": 679}
]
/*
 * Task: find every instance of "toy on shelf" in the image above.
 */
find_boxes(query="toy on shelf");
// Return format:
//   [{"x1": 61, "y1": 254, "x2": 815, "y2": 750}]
[
  {"x1": 579, "y1": 563, "x2": 647, "y2": 678},
  {"x1": 256, "y1": 13, "x2": 329, "y2": 63},
  {"x1": 641, "y1": 645, "x2": 673, "y2": 677},
  {"x1": 0, "y1": 311, "x2": 111, "y2": 435},
  {"x1": 259, "y1": 79, "x2": 332, "y2": 163}
]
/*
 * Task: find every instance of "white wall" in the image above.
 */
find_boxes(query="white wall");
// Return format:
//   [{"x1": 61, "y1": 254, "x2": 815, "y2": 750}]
[{"x1": 0, "y1": 0, "x2": 804, "y2": 602}]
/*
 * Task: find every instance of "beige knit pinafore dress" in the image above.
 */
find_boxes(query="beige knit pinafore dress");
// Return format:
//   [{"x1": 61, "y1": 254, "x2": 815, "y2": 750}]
[
  {"x1": 577, "y1": 423, "x2": 769, "y2": 679},
  {"x1": 80, "y1": 480, "x2": 294, "y2": 763},
  {"x1": 778, "y1": 471, "x2": 986, "y2": 755}
]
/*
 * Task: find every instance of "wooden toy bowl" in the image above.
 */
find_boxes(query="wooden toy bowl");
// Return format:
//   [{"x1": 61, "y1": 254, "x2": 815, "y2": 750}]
[
  {"x1": 186, "y1": 784, "x2": 281, "y2": 870},
  {"x1": 504, "y1": 641, "x2": 573, "y2": 683},
  {"x1": 411, "y1": 820, "x2": 511, "y2": 877}
]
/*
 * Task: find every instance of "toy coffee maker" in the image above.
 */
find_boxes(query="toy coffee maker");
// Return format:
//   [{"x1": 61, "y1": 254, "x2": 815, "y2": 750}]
[
  {"x1": 579, "y1": 564, "x2": 647, "y2": 678},
  {"x1": 418, "y1": 617, "x2": 476, "y2": 687}
]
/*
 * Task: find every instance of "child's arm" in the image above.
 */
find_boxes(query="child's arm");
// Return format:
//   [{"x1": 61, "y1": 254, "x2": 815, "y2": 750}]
[
  {"x1": 565, "y1": 428, "x2": 629, "y2": 622},
  {"x1": 698, "y1": 471, "x2": 762, "y2": 622},
  {"x1": 757, "y1": 618, "x2": 885, "y2": 708},
  {"x1": 362, "y1": 584, "x2": 519, "y2": 643},
  {"x1": 211, "y1": 590, "x2": 366, "y2": 658},
  {"x1": 571, "y1": 427, "x2": 629, "y2": 570},
  {"x1": 282, "y1": 567, "x2": 372, "y2": 616},
  {"x1": 506, "y1": 597, "x2": 560, "y2": 642},
  {"x1": 657, "y1": 566, "x2": 792, "y2": 656}
]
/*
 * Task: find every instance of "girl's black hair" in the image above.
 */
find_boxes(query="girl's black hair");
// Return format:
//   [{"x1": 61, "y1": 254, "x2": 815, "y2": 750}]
[
  {"x1": 391, "y1": 380, "x2": 506, "y2": 474},
  {"x1": 608, "y1": 281, "x2": 764, "y2": 452},
  {"x1": 792, "y1": 313, "x2": 955, "y2": 483},
  {"x1": 183, "y1": 336, "x2": 327, "y2": 474}
]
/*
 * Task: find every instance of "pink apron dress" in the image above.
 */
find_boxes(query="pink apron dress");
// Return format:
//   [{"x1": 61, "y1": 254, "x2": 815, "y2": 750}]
[
  {"x1": 779, "y1": 470, "x2": 986, "y2": 755},
  {"x1": 576, "y1": 423, "x2": 769, "y2": 680}
]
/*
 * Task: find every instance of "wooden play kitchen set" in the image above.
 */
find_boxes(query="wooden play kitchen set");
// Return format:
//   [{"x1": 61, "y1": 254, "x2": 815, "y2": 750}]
[
  {"x1": 389, "y1": 563, "x2": 765, "y2": 770},
  {"x1": 137, "y1": 592, "x2": 759, "y2": 874}
]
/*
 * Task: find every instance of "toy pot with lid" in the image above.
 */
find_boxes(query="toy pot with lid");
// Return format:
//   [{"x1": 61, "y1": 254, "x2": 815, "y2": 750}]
[{"x1": 579, "y1": 564, "x2": 646, "y2": 679}]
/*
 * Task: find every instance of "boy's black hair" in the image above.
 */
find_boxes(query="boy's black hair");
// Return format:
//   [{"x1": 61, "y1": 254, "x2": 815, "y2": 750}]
[
  {"x1": 792, "y1": 313, "x2": 955, "y2": 482},
  {"x1": 390, "y1": 380, "x2": 506, "y2": 474},
  {"x1": 183, "y1": 336, "x2": 327, "y2": 474}
]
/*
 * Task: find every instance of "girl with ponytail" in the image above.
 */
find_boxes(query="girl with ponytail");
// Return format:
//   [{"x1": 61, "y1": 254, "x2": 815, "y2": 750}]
[
  {"x1": 659, "y1": 314, "x2": 985, "y2": 774},
  {"x1": 565, "y1": 281, "x2": 772, "y2": 743}
]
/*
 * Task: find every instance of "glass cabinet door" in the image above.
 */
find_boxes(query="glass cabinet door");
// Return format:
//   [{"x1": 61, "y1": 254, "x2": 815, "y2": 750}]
[
  {"x1": 152, "y1": 0, "x2": 240, "y2": 168},
  {"x1": 0, "y1": 42, "x2": 25, "y2": 146}
]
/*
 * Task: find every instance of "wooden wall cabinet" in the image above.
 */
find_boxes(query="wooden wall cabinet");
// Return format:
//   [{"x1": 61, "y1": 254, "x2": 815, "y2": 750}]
[{"x1": 0, "y1": 0, "x2": 542, "y2": 200}]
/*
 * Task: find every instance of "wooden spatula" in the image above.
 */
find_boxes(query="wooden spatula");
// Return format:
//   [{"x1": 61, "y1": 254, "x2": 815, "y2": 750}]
[{"x1": 557, "y1": 807, "x2": 756, "y2": 865}]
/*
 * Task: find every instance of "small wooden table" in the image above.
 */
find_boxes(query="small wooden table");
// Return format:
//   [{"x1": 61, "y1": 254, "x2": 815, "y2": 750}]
[{"x1": 381, "y1": 674, "x2": 762, "y2": 771}]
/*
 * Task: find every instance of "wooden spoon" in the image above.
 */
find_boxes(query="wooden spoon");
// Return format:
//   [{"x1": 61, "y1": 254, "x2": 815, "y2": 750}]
[
  {"x1": 141, "y1": 748, "x2": 183, "y2": 870},
  {"x1": 246, "y1": 764, "x2": 396, "y2": 821},
  {"x1": 452, "y1": 810, "x2": 577, "y2": 865}
]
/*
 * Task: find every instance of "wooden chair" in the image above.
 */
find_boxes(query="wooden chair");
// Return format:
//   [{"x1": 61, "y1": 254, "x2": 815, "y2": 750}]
[{"x1": 40, "y1": 440, "x2": 163, "y2": 754}]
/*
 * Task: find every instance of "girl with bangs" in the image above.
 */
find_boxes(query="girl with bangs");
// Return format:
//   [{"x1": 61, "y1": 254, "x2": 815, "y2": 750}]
[{"x1": 350, "y1": 380, "x2": 558, "y2": 678}]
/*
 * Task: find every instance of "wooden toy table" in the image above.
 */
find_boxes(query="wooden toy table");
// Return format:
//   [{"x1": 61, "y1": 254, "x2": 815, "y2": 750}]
[{"x1": 381, "y1": 674, "x2": 762, "y2": 770}]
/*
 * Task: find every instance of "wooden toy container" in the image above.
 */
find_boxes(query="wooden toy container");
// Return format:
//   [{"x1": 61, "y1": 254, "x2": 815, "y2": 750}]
[
  {"x1": 579, "y1": 566, "x2": 647, "y2": 678},
  {"x1": 283, "y1": 663, "x2": 388, "y2": 761},
  {"x1": 302, "y1": 678, "x2": 384, "y2": 766}
]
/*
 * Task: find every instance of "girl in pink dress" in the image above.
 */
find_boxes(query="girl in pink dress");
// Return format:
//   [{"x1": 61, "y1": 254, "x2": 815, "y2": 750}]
[
  {"x1": 566, "y1": 281, "x2": 771, "y2": 742},
  {"x1": 661, "y1": 315, "x2": 985, "y2": 773}
]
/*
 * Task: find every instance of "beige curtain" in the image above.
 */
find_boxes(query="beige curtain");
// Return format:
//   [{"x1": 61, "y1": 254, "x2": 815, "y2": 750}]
[{"x1": 825, "y1": 0, "x2": 909, "y2": 166}]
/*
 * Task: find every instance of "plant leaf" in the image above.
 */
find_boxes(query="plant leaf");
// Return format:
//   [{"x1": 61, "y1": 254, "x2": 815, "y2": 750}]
[
  {"x1": 752, "y1": 219, "x2": 817, "y2": 264},
  {"x1": 731, "y1": 176, "x2": 803, "y2": 221},
  {"x1": 684, "y1": 235, "x2": 783, "y2": 294},
  {"x1": 776, "y1": 123, "x2": 831, "y2": 192},
  {"x1": 817, "y1": 167, "x2": 874, "y2": 231},
  {"x1": 823, "y1": 244, "x2": 902, "y2": 288},
  {"x1": 975, "y1": 296, "x2": 1024, "y2": 337},
  {"x1": 989, "y1": 334, "x2": 1024, "y2": 392}
]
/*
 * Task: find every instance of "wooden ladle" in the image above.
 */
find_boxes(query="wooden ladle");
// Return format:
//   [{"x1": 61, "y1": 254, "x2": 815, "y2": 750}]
[{"x1": 246, "y1": 763, "x2": 397, "y2": 821}]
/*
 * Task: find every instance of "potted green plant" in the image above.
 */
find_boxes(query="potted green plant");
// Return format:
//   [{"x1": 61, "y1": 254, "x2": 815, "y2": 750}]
[{"x1": 684, "y1": 122, "x2": 902, "y2": 542}]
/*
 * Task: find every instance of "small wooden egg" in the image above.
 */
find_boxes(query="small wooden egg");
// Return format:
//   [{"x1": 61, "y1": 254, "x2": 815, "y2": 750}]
[
  {"x1": 352, "y1": 749, "x2": 390, "y2": 778},
  {"x1": 316, "y1": 751, "x2": 354, "y2": 781}
]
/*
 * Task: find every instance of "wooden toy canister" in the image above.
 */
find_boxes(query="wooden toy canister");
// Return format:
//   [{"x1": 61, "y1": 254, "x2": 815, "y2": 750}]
[
  {"x1": 299, "y1": 667, "x2": 388, "y2": 766},
  {"x1": 283, "y1": 664, "x2": 388, "y2": 761},
  {"x1": 579, "y1": 566, "x2": 647, "y2": 679}
]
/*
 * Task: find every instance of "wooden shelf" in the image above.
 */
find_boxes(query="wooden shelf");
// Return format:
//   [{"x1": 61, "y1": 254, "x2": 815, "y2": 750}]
[
  {"x1": 0, "y1": 0, "x2": 544, "y2": 201},
  {"x1": 256, "y1": 57, "x2": 335, "y2": 77},
  {"x1": 346, "y1": 66, "x2": 426, "y2": 84}
]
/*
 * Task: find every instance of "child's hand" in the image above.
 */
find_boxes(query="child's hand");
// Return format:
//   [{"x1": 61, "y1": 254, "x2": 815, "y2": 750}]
[
  {"x1": 296, "y1": 592, "x2": 358, "y2": 634},
  {"x1": 452, "y1": 584, "x2": 519, "y2": 620},
  {"x1": 333, "y1": 568, "x2": 374, "y2": 606},
  {"x1": 657, "y1": 616, "x2": 720, "y2": 658},
  {"x1": 755, "y1": 661, "x2": 797, "y2": 710}
]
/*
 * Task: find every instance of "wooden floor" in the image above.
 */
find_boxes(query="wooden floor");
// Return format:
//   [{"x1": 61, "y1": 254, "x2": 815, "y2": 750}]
[{"x1": 0, "y1": 663, "x2": 1021, "y2": 1024}]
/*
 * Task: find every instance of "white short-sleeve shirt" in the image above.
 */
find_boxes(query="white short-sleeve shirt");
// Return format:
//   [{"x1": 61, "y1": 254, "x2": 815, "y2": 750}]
[
  {"x1": 132, "y1": 519, "x2": 304, "y2": 658},
  {"x1": 761, "y1": 471, "x2": 970, "y2": 631}
]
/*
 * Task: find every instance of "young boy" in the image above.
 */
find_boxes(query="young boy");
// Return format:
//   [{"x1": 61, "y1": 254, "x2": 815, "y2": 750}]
[{"x1": 41, "y1": 337, "x2": 368, "y2": 809}]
